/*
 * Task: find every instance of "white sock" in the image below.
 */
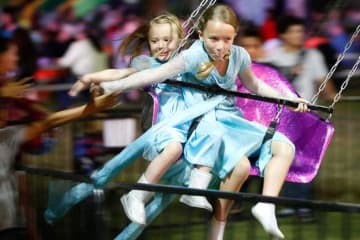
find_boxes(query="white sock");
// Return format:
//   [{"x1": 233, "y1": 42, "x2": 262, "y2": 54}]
[
  {"x1": 188, "y1": 168, "x2": 212, "y2": 189},
  {"x1": 129, "y1": 174, "x2": 153, "y2": 203},
  {"x1": 251, "y1": 203, "x2": 284, "y2": 239},
  {"x1": 207, "y1": 217, "x2": 226, "y2": 240}
]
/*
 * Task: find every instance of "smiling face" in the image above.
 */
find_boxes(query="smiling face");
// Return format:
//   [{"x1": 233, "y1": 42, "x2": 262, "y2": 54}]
[
  {"x1": 199, "y1": 19, "x2": 236, "y2": 62},
  {"x1": 148, "y1": 22, "x2": 181, "y2": 61}
]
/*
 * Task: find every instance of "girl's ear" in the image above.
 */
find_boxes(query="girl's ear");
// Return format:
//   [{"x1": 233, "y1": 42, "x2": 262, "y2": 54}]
[{"x1": 198, "y1": 30, "x2": 204, "y2": 41}]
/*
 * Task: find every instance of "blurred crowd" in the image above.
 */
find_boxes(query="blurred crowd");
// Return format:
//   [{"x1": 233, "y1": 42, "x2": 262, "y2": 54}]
[{"x1": 0, "y1": 0, "x2": 358, "y2": 94}]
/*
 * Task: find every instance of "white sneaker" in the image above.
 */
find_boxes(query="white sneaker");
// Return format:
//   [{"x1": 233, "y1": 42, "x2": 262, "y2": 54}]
[
  {"x1": 120, "y1": 193, "x2": 146, "y2": 225},
  {"x1": 180, "y1": 195, "x2": 213, "y2": 211}
]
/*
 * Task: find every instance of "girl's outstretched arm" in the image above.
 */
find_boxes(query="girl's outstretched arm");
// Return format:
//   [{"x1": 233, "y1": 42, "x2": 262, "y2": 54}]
[
  {"x1": 98, "y1": 54, "x2": 186, "y2": 94},
  {"x1": 23, "y1": 93, "x2": 118, "y2": 142},
  {"x1": 69, "y1": 68, "x2": 137, "y2": 96}
]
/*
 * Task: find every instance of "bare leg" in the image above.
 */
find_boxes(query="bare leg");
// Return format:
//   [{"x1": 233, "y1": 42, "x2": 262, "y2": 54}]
[
  {"x1": 215, "y1": 156, "x2": 251, "y2": 221},
  {"x1": 144, "y1": 142, "x2": 183, "y2": 183},
  {"x1": 208, "y1": 157, "x2": 250, "y2": 240},
  {"x1": 252, "y1": 140, "x2": 294, "y2": 239}
]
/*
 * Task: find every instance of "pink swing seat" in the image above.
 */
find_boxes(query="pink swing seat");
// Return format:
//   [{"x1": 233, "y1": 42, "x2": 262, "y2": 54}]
[{"x1": 237, "y1": 63, "x2": 335, "y2": 183}]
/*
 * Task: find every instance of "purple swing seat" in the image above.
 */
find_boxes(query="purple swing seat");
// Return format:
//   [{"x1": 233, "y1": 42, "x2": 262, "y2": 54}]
[{"x1": 237, "y1": 63, "x2": 335, "y2": 183}]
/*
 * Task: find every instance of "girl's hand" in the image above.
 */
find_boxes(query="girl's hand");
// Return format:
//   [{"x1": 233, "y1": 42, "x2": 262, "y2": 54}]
[
  {"x1": 94, "y1": 92, "x2": 119, "y2": 110},
  {"x1": 291, "y1": 97, "x2": 309, "y2": 112},
  {"x1": 85, "y1": 92, "x2": 119, "y2": 114},
  {"x1": 69, "y1": 75, "x2": 94, "y2": 97},
  {"x1": 1, "y1": 77, "x2": 33, "y2": 98},
  {"x1": 90, "y1": 82, "x2": 104, "y2": 98}
]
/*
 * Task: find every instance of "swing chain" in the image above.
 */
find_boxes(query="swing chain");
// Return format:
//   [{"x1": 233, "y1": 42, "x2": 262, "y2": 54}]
[
  {"x1": 182, "y1": 0, "x2": 216, "y2": 30},
  {"x1": 171, "y1": 0, "x2": 217, "y2": 58},
  {"x1": 311, "y1": 24, "x2": 360, "y2": 104},
  {"x1": 274, "y1": 104, "x2": 284, "y2": 124},
  {"x1": 327, "y1": 54, "x2": 360, "y2": 121}
]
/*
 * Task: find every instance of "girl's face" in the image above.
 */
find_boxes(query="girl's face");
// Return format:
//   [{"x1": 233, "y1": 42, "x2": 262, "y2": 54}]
[
  {"x1": 148, "y1": 23, "x2": 180, "y2": 61},
  {"x1": 0, "y1": 43, "x2": 18, "y2": 75},
  {"x1": 199, "y1": 20, "x2": 236, "y2": 62}
]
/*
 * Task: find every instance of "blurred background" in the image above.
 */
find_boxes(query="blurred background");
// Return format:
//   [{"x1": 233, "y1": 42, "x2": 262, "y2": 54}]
[{"x1": 0, "y1": 0, "x2": 359, "y2": 239}]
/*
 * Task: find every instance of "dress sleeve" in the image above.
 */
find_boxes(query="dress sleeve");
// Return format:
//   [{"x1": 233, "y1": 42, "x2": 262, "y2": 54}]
[
  {"x1": 238, "y1": 47, "x2": 252, "y2": 72},
  {"x1": 182, "y1": 40, "x2": 211, "y2": 76},
  {"x1": 129, "y1": 55, "x2": 155, "y2": 71},
  {"x1": 100, "y1": 53, "x2": 186, "y2": 93}
]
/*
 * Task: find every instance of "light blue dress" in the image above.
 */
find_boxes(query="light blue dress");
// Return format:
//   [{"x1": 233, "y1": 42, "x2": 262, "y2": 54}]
[
  {"x1": 181, "y1": 40, "x2": 295, "y2": 179},
  {"x1": 130, "y1": 56, "x2": 190, "y2": 160}
]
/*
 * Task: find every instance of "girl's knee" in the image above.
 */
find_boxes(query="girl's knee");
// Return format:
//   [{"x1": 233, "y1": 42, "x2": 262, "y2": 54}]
[
  {"x1": 233, "y1": 157, "x2": 251, "y2": 178},
  {"x1": 167, "y1": 141, "x2": 183, "y2": 156},
  {"x1": 272, "y1": 141, "x2": 294, "y2": 160}
]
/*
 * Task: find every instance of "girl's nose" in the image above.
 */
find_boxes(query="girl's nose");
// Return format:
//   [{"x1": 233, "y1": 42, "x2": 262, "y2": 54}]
[
  {"x1": 216, "y1": 41, "x2": 225, "y2": 50},
  {"x1": 158, "y1": 41, "x2": 166, "y2": 49}
]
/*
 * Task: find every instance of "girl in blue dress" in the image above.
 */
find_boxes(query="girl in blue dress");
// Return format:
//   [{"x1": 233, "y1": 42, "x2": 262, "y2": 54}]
[{"x1": 76, "y1": 5, "x2": 309, "y2": 239}]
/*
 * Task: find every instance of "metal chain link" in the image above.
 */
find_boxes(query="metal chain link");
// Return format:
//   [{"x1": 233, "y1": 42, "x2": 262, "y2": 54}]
[
  {"x1": 274, "y1": 105, "x2": 284, "y2": 124},
  {"x1": 170, "y1": 0, "x2": 217, "y2": 58},
  {"x1": 311, "y1": 24, "x2": 360, "y2": 104},
  {"x1": 181, "y1": 0, "x2": 208, "y2": 30},
  {"x1": 327, "y1": 55, "x2": 360, "y2": 120}
]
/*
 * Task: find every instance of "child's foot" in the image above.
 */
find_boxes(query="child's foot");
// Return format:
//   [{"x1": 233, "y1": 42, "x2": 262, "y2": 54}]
[
  {"x1": 251, "y1": 203, "x2": 284, "y2": 239},
  {"x1": 179, "y1": 195, "x2": 213, "y2": 211},
  {"x1": 120, "y1": 193, "x2": 146, "y2": 225}
]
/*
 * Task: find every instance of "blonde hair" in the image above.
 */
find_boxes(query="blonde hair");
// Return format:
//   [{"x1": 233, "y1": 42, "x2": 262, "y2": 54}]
[
  {"x1": 118, "y1": 13, "x2": 183, "y2": 60},
  {"x1": 196, "y1": 5, "x2": 239, "y2": 79}
]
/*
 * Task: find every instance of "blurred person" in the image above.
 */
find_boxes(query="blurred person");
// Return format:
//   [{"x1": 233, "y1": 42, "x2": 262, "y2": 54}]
[
  {"x1": 238, "y1": 22, "x2": 265, "y2": 62},
  {"x1": 0, "y1": 6, "x2": 38, "y2": 80},
  {"x1": 57, "y1": 22, "x2": 108, "y2": 77},
  {"x1": 0, "y1": 35, "x2": 118, "y2": 235},
  {"x1": 265, "y1": 15, "x2": 336, "y2": 101},
  {"x1": 305, "y1": 25, "x2": 337, "y2": 75},
  {"x1": 56, "y1": 22, "x2": 109, "y2": 107},
  {"x1": 264, "y1": 15, "x2": 336, "y2": 218}
]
